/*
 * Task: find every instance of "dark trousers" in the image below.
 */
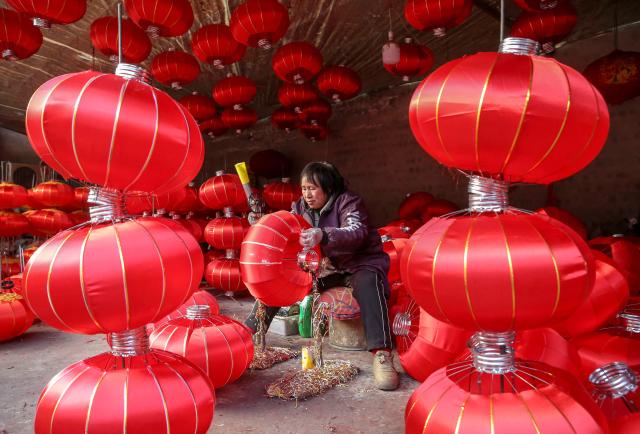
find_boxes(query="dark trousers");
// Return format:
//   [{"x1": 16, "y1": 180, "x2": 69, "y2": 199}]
[{"x1": 245, "y1": 269, "x2": 393, "y2": 351}]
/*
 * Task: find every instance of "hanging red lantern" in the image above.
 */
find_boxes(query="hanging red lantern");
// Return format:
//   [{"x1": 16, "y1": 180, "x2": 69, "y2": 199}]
[
  {"x1": 172, "y1": 184, "x2": 200, "y2": 214},
  {"x1": 277, "y1": 83, "x2": 318, "y2": 112},
  {"x1": 70, "y1": 186, "x2": 89, "y2": 210},
  {"x1": 192, "y1": 24, "x2": 245, "y2": 69},
  {"x1": 511, "y1": 5, "x2": 577, "y2": 53},
  {"x1": 6, "y1": 0, "x2": 86, "y2": 29},
  {"x1": 240, "y1": 211, "x2": 321, "y2": 306},
  {"x1": 299, "y1": 122, "x2": 328, "y2": 142},
  {"x1": 212, "y1": 75, "x2": 257, "y2": 109},
  {"x1": 0, "y1": 292, "x2": 34, "y2": 341},
  {"x1": 404, "y1": 0, "x2": 472, "y2": 36},
  {"x1": 419, "y1": 198, "x2": 459, "y2": 222},
  {"x1": 23, "y1": 217, "x2": 204, "y2": 334},
  {"x1": 271, "y1": 107, "x2": 299, "y2": 132},
  {"x1": 200, "y1": 116, "x2": 228, "y2": 139},
  {"x1": 124, "y1": 0, "x2": 193, "y2": 38},
  {"x1": 409, "y1": 40, "x2": 610, "y2": 184},
  {"x1": 298, "y1": 99, "x2": 332, "y2": 125},
  {"x1": 0, "y1": 182, "x2": 27, "y2": 209},
  {"x1": 205, "y1": 258, "x2": 245, "y2": 293},
  {"x1": 176, "y1": 217, "x2": 203, "y2": 242},
  {"x1": 150, "y1": 50, "x2": 200, "y2": 90},
  {"x1": 204, "y1": 216, "x2": 250, "y2": 250},
  {"x1": 26, "y1": 70, "x2": 204, "y2": 195},
  {"x1": 536, "y1": 206, "x2": 587, "y2": 239},
  {"x1": 584, "y1": 50, "x2": 640, "y2": 105},
  {"x1": 398, "y1": 191, "x2": 434, "y2": 219},
  {"x1": 34, "y1": 348, "x2": 215, "y2": 434},
  {"x1": 0, "y1": 8, "x2": 43, "y2": 61},
  {"x1": 249, "y1": 149, "x2": 291, "y2": 178},
  {"x1": 151, "y1": 307, "x2": 253, "y2": 388},
  {"x1": 153, "y1": 289, "x2": 220, "y2": 330},
  {"x1": 401, "y1": 212, "x2": 594, "y2": 331},
  {"x1": 199, "y1": 172, "x2": 246, "y2": 210},
  {"x1": 316, "y1": 65, "x2": 361, "y2": 103},
  {"x1": 178, "y1": 93, "x2": 217, "y2": 122},
  {"x1": 383, "y1": 237, "x2": 409, "y2": 283},
  {"x1": 272, "y1": 41, "x2": 323, "y2": 84},
  {"x1": 383, "y1": 38, "x2": 434, "y2": 82},
  {"x1": 29, "y1": 181, "x2": 74, "y2": 208},
  {"x1": 221, "y1": 107, "x2": 257, "y2": 134},
  {"x1": 24, "y1": 209, "x2": 73, "y2": 235},
  {"x1": 230, "y1": 0, "x2": 289, "y2": 50},
  {"x1": 89, "y1": 16, "x2": 151, "y2": 63},
  {"x1": 205, "y1": 249, "x2": 225, "y2": 263},
  {"x1": 590, "y1": 236, "x2": 640, "y2": 294},
  {"x1": 513, "y1": 0, "x2": 568, "y2": 11},
  {"x1": 263, "y1": 178, "x2": 301, "y2": 211},
  {"x1": 0, "y1": 210, "x2": 30, "y2": 237}
]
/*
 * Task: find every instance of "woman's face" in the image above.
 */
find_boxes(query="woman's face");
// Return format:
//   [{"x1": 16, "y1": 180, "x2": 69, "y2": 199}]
[{"x1": 301, "y1": 177, "x2": 328, "y2": 210}]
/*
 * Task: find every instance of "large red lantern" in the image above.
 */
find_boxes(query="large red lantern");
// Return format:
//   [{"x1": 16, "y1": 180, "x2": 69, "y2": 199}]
[
  {"x1": 34, "y1": 348, "x2": 214, "y2": 434},
  {"x1": 24, "y1": 209, "x2": 73, "y2": 235},
  {"x1": 316, "y1": 65, "x2": 361, "y2": 102},
  {"x1": 404, "y1": 0, "x2": 472, "y2": 37},
  {"x1": 191, "y1": 24, "x2": 246, "y2": 69},
  {"x1": 89, "y1": 16, "x2": 151, "y2": 63},
  {"x1": 398, "y1": 191, "x2": 434, "y2": 219},
  {"x1": 240, "y1": 211, "x2": 321, "y2": 306},
  {"x1": 150, "y1": 306, "x2": 254, "y2": 388},
  {"x1": 200, "y1": 116, "x2": 228, "y2": 139},
  {"x1": 249, "y1": 149, "x2": 291, "y2": 178},
  {"x1": 26, "y1": 70, "x2": 204, "y2": 195},
  {"x1": 6, "y1": 0, "x2": 85, "y2": 29},
  {"x1": 29, "y1": 181, "x2": 74, "y2": 208},
  {"x1": 510, "y1": 5, "x2": 577, "y2": 53},
  {"x1": 271, "y1": 107, "x2": 299, "y2": 132},
  {"x1": 23, "y1": 217, "x2": 204, "y2": 334},
  {"x1": 298, "y1": 99, "x2": 332, "y2": 125},
  {"x1": 272, "y1": 41, "x2": 323, "y2": 84},
  {"x1": 400, "y1": 212, "x2": 594, "y2": 331},
  {"x1": 150, "y1": 50, "x2": 200, "y2": 90},
  {"x1": 178, "y1": 93, "x2": 217, "y2": 122},
  {"x1": 409, "y1": 41, "x2": 610, "y2": 184},
  {"x1": 590, "y1": 236, "x2": 640, "y2": 294},
  {"x1": 299, "y1": 122, "x2": 328, "y2": 142},
  {"x1": 383, "y1": 39, "x2": 434, "y2": 82},
  {"x1": 204, "y1": 216, "x2": 249, "y2": 250},
  {"x1": 124, "y1": 0, "x2": 193, "y2": 38},
  {"x1": 230, "y1": 0, "x2": 289, "y2": 50},
  {"x1": 584, "y1": 50, "x2": 640, "y2": 105},
  {"x1": 0, "y1": 292, "x2": 35, "y2": 341},
  {"x1": 221, "y1": 107, "x2": 257, "y2": 134},
  {"x1": 172, "y1": 184, "x2": 200, "y2": 214},
  {"x1": 199, "y1": 172, "x2": 245, "y2": 210},
  {"x1": 263, "y1": 178, "x2": 300, "y2": 211},
  {"x1": 0, "y1": 8, "x2": 43, "y2": 61},
  {"x1": 0, "y1": 182, "x2": 27, "y2": 208},
  {"x1": 212, "y1": 75, "x2": 257, "y2": 109},
  {"x1": 278, "y1": 83, "x2": 318, "y2": 112},
  {"x1": 536, "y1": 206, "x2": 587, "y2": 239},
  {"x1": 0, "y1": 210, "x2": 30, "y2": 237},
  {"x1": 205, "y1": 258, "x2": 245, "y2": 293},
  {"x1": 176, "y1": 217, "x2": 203, "y2": 242}
]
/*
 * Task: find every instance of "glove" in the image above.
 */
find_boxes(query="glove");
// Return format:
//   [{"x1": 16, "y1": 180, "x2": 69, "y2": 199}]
[{"x1": 299, "y1": 228, "x2": 323, "y2": 248}]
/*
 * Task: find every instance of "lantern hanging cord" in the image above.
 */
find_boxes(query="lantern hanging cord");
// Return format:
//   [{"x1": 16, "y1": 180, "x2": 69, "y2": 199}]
[
  {"x1": 499, "y1": 0, "x2": 505, "y2": 46},
  {"x1": 117, "y1": 3, "x2": 123, "y2": 65}
]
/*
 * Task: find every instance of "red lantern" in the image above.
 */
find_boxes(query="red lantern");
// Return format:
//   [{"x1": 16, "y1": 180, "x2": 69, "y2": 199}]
[
  {"x1": 124, "y1": 0, "x2": 193, "y2": 38},
  {"x1": 536, "y1": 206, "x2": 587, "y2": 239},
  {"x1": 178, "y1": 94, "x2": 217, "y2": 122},
  {"x1": 383, "y1": 237, "x2": 409, "y2": 283},
  {"x1": 272, "y1": 41, "x2": 323, "y2": 84},
  {"x1": 383, "y1": 39, "x2": 434, "y2": 82},
  {"x1": 590, "y1": 236, "x2": 640, "y2": 294},
  {"x1": 205, "y1": 249, "x2": 224, "y2": 263},
  {"x1": 271, "y1": 107, "x2": 299, "y2": 132},
  {"x1": 89, "y1": 16, "x2": 151, "y2": 63},
  {"x1": 278, "y1": 83, "x2": 318, "y2": 112},
  {"x1": 299, "y1": 122, "x2": 328, "y2": 142},
  {"x1": 0, "y1": 210, "x2": 30, "y2": 237},
  {"x1": 212, "y1": 75, "x2": 257, "y2": 109},
  {"x1": 514, "y1": 327, "x2": 583, "y2": 378},
  {"x1": 298, "y1": 99, "x2": 332, "y2": 125},
  {"x1": 26, "y1": 70, "x2": 204, "y2": 195},
  {"x1": 191, "y1": 24, "x2": 245, "y2": 68},
  {"x1": 204, "y1": 216, "x2": 249, "y2": 250},
  {"x1": 70, "y1": 187, "x2": 89, "y2": 210},
  {"x1": 1, "y1": 257, "x2": 21, "y2": 278},
  {"x1": 511, "y1": 5, "x2": 577, "y2": 53},
  {"x1": 249, "y1": 149, "x2": 291, "y2": 178},
  {"x1": 263, "y1": 178, "x2": 300, "y2": 211},
  {"x1": 409, "y1": 46, "x2": 610, "y2": 184},
  {"x1": 150, "y1": 307, "x2": 253, "y2": 388},
  {"x1": 0, "y1": 8, "x2": 43, "y2": 61},
  {"x1": 34, "y1": 349, "x2": 214, "y2": 434},
  {"x1": 404, "y1": 0, "x2": 472, "y2": 36},
  {"x1": 205, "y1": 258, "x2": 245, "y2": 293},
  {"x1": 584, "y1": 50, "x2": 640, "y2": 105},
  {"x1": 240, "y1": 211, "x2": 321, "y2": 306},
  {"x1": 221, "y1": 107, "x2": 257, "y2": 133},
  {"x1": 419, "y1": 198, "x2": 459, "y2": 222},
  {"x1": 316, "y1": 65, "x2": 361, "y2": 102},
  {"x1": 200, "y1": 116, "x2": 228, "y2": 139},
  {"x1": 175, "y1": 218, "x2": 203, "y2": 242},
  {"x1": 230, "y1": 0, "x2": 289, "y2": 50},
  {"x1": 398, "y1": 191, "x2": 434, "y2": 219},
  {"x1": 378, "y1": 225, "x2": 410, "y2": 240},
  {"x1": 24, "y1": 209, "x2": 73, "y2": 235},
  {"x1": 68, "y1": 210, "x2": 88, "y2": 225},
  {"x1": 150, "y1": 50, "x2": 200, "y2": 90},
  {"x1": 0, "y1": 182, "x2": 28, "y2": 208},
  {"x1": 401, "y1": 212, "x2": 594, "y2": 331},
  {"x1": 153, "y1": 290, "x2": 220, "y2": 329},
  {"x1": 172, "y1": 185, "x2": 200, "y2": 214},
  {"x1": 23, "y1": 217, "x2": 204, "y2": 334},
  {"x1": 6, "y1": 0, "x2": 85, "y2": 28},
  {"x1": 513, "y1": 0, "x2": 568, "y2": 11},
  {"x1": 29, "y1": 181, "x2": 74, "y2": 208},
  {"x1": 0, "y1": 292, "x2": 34, "y2": 341},
  {"x1": 199, "y1": 172, "x2": 246, "y2": 210}
]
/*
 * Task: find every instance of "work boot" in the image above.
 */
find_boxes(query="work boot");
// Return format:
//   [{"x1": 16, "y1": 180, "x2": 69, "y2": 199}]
[{"x1": 372, "y1": 350, "x2": 399, "y2": 391}]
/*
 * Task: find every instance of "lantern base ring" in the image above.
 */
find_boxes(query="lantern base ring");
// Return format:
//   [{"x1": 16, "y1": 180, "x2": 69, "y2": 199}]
[
  {"x1": 115, "y1": 63, "x2": 151, "y2": 84},
  {"x1": 88, "y1": 187, "x2": 128, "y2": 223},
  {"x1": 109, "y1": 326, "x2": 150, "y2": 357},
  {"x1": 146, "y1": 25, "x2": 160, "y2": 39},
  {"x1": 433, "y1": 27, "x2": 446, "y2": 38},
  {"x1": 499, "y1": 37, "x2": 541, "y2": 56},
  {"x1": 589, "y1": 362, "x2": 638, "y2": 399},
  {"x1": 467, "y1": 175, "x2": 509, "y2": 212},
  {"x1": 32, "y1": 17, "x2": 51, "y2": 29},
  {"x1": 392, "y1": 312, "x2": 412, "y2": 337},
  {"x1": 470, "y1": 331, "x2": 516, "y2": 374},
  {"x1": 171, "y1": 81, "x2": 182, "y2": 90},
  {"x1": 619, "y1": 310, "x2": 640, "y2": 334},
  {"x1": 186, "y1": 304, "x2": 211, "y2": 320},
  {"x1": 258, "y1": 38, "x2": 272, "y2": 50},
  {"x1": 1, "y1": 49, "x2": 17, "y2": 61}
]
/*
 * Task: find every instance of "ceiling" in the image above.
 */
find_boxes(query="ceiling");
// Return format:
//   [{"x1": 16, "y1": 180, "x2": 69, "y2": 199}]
[{"x1": 0, "y1": 0, "x2": 638, "y2": 135}]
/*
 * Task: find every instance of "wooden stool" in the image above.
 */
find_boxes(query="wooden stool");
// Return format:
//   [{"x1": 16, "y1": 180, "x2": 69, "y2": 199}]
[{"x1": 318, "y1": 286, "x2": 367, "y2": 351}]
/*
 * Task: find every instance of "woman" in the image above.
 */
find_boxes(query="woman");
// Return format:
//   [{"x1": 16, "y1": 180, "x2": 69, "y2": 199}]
[{"x1": 246, "y1": 161, "x2": 399, "y2": 391}]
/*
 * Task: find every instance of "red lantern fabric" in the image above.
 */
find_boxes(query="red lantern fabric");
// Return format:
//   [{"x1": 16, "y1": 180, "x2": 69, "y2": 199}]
[
  {"x1": 298, "y1": 99, "x2": 332, "y2": 125},
  {"x1": 24, "y1": 209, "x2": 73, "y2": 235},
  {"x1": 205, "y1": 258, "x2": 245, "y2": 293},
  {"x1": 263, "y1": 179, "x2": 301, "y2": 211},
  {"x1": 178, "y1": 94, "x2": 217, "y2": 123},
  {"x1": 510, "y1": 5, "x2": 577, "y2": 51},
  {"x1": 584, "y1": 50, "x2": 640, "y2": 105},
  {"x1": 536, "y1": 206, "x2": 587, "y2": 239},
  {"x1": 0, "y1": 8, "x2": 43, "y2": 61},
  {"x1": 398, "y1": 191, "x2": 434, "y2": 219},
  {"x1": 23, "y1": 217, "x2": 204, "y2": 334},
  {"x1": 34, "y1": 349, "x2": 214, "y2": 434},
  {"x1": 29, "y1": 181, "x2": 74, "y2": 208},
  {"x1": 316, "y1": 65, "x2": 361, "y2": 102},
  {"x1": 89, "y1": 16, "x2": 151, "y2": 63},
  {"x1": 199, "y1": 116, "x2": 228, "y2": 139},
  {"x1": 172, "y1": 185, "x2": 200, "y2": 214},
  {"x1": 401, "y1": 212, "x2": 594, "y2": 331},
  {"x1": 6, "y1": 0, "x2": 86, "y2": 27},
  {"x1": 383, "y1": 238, "x2": 409, "y2": 283},
  {"x1": 513, "y1": 0, "x2": 568, "y2": 11},
  {"x1": 384, "y1": 40, "x2": 433, "y2": 82},
  {"x1": 199, "y1": 173, "x2": 246, "y2": 210},
  {"x1": 124, "y1": 0, "x2": 194, "y2": 38},
  {"x1": 404, "y1": 0, "x2": 472, "y2": 35},
  {"x1": 249, "y1": 149, "x2": 291, "y2": 178},
  {"x1": 150, "y1": 50, "x2": 200, "y2": 89},
  {"x1": 409, "y1": 50, "x2": 610, "y2": 184},
  {"x1": 0, "y1": 292, "x2": 34, "y2": 341},
  {"x1": 204, "y1": 217, "x2": 249, "y2": 250},
  {"x1": 378, "y1": 225, "x2": 411, "y2": 240},
  {"x1": 299, "y1": 122, "x2": 328, "y2": 141},
  {"x1": 212, "y1": 75, "x2": 257, "y2": 109},
  {"x1": 230, "y1": 0, "x2": 289, "y2": 49},
  {"x1": 191, "y1": 24, "x2": 245, "y2": 68},
  {"x1": 221, "y1": 107, "x2": 257, "y2": 133},
  {"x1": 68, "y1": 210, "x2": 88, "y2": 225},
  {"x1": 419, "y1": 198, "x2": 459, "y2": 222},
  {"x1": 0, "y1": 182, "x2": 28, "y2": 209},
  {"x1": 385, "y1": 218, "x2": 423, "y2": 234},
  {"x1": 150, "y1": 312, "x2": 253, "y2": 388},
  {"x1": 26, "y1": 70, "x2": 204, "y2": 194},
  {"x1": 0, "y1": 210, "x2": 30, "y2": 237},
  {"x1": 71, "y1": 187, "x2": 89, "y2": 210},
  {"x1": 272, "y1": 41, "x2": 323, "y2": 84},
  {"x1": 240, "y1": 211, "x2": 321, "y2": 306},
  {"x1": 514, "y1": 328, "x2": 583, "y2": 378},
  {"x1": 205, "y1": 249, "x2": 224, "y2": 263},
  {"x1": 174, "y1": 218, "x2": 203, "y2": 242},
  {"x1": 153, "y1": 290, "x2": 220, "y2": 329},
  {"x1": 271, "y1": 107, "x2": 299, "y2": 132},
  {"x1": 278, "y1": 83, "x2": 318, "y2": 111},
  {"x1": 590, "y1": 236, "x2": 640, "y2": 294},
  {"x1": 1, "y1": 257, "x2": 21, "y2": 278}
]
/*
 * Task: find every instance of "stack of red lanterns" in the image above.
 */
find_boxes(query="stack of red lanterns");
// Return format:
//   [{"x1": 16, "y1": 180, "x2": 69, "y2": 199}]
[{"x1": 511, "y1": 0, "x2": 577, "y2": 54}]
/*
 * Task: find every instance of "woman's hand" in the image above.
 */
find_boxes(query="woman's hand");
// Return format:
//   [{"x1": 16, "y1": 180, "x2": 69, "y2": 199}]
[{"x1": 299, "y1": 228, "x2": 323, "y2": 248}]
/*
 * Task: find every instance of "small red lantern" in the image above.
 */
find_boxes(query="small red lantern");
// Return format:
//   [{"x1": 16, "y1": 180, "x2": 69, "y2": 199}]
[
  {"x1": 176, "y1": 217, "x2": 203, "y2": 242},
  {"x1": 384, "y1": 38, "x2": 434, "y2": 82},
  {"x1": 230, "y1": 0, "x2": 289, "y2": 50},
  {"x1": 6, "y1": 0, "x2": 86, "y2": 29},
  {"x1": 221, "y1": 107, "x2": 257, "y2": 134},
  {"x1": 24, "y1": 209, "x2": 73, "y2": 235},
  {"x1": 272, "y1": 41, "x2": 323, "y2": 84},
  {"x1": 299, "y1": 122, "x2": 328, "y2": 142},
  {"x1": 212, "y1": 75, "x2": 257, "y2": 109},
  {"x1": 0, "y1": 182, "x2": 28, "y2": 208},
  {"x1": 590, "y1": 236, "x2": 640, "y2": 294},
  {"x1": 510, "y1": 5, "x2": 577, "y2": 53},
  {"x1": 0, "y1": 292, "x2": 34, "y2": 341},
  {"x1": 150, "y1": 50, "x2": 200, "y2": 90},
  {"x1": 419, "y1": 198, "x2": 459, "y2": 222},
  {"x1": 0, "y1": 210, "x2": 30, "y2": 237},
  {"x1": 153, "y1": 289, "x2": 220, "y2": 330},
  {"x1": 68, "y1": 210, "x2": 88, "y2": 225},
  {"x1": 172, "y1": 184, "x2": 200, "y2": 214},
  {"x1": 178, "y1": 93, "x2": 217, "y2": 122},
  {"x1": 192, "y1": 24, "x2": 245, "y2": 68},
  {"x1": 278, "y1": 83, "x2": 318, "y2": 112},
  {"x1": 536, "y1": 206, "x2": 587, "y2": 239},
  {"x1": 200, "y1": 116, "x2": 228, "y2": 139},
  {"x1": 584, "y1": 50, "x2": 640, "y2": 105},
  {"x1": 316, "y1": 65, "x2": 361, "y2": 102},
  {"x1": 89, "y1": 16, "x2": 151, "y2": 63},
  {"x1": 71, "y1": 186, "x2": 89, "y2": 210},
  {"x1": 398, "y1": 191, "x2": 434, "y2": 219},
  {"x1": 0, "y1": 8, "x2": 43, "y2": 61},
  {"x1": 404, "y1": 0, "x2": 472, "y2": 37},
  {"x1": 29, "y1": 181, "x2": 74, "y2": 208},
  {"x1": 199, "y1": 172, "x2": 246, "y2": 210},
  {"x1": 513, "y1": 0, "x2": 568, "y2": 11},
  {"x1": 205, "y1": 258, "x2": 245, "y2": 293},
  {"x1": 249, "y1": 149, "x2": 291, "y2": 178},
  {"x1": 271, "y1": 107, "x2": 299, "y2": 132},
  {"x1": 204, "y1": 216, "x2": 250, "y2": 250},
  {"x1": 263, "y1": 178, "x2": 301, "y2": 211},
  {"x1": 124, "y1": 0, "x2": 193, "y2": 38},
  {"x1": 298, "y1": 99, "x2": 332, "y2": 125}
]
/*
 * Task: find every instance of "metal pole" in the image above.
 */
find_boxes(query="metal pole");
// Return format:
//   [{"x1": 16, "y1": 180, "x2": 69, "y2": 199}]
[
  {"x1": 117, "y1": 3, "x2": 123, "y2": 64},
  {"x1": 499, "y1": 0, "x2": 505, "y2": 45}
]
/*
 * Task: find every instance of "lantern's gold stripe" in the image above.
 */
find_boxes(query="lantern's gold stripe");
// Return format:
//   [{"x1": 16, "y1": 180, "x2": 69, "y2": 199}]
[
  {"x1": 164, "y1": 362, "x2": 200, "y2": 434},
  {"x1": 474, "y1": 56, "x2": 499, "y2": 174},
  {"x1": 131, "y1": 220, "x2": 167, "y2": 321},
  {"x1": 123, "y1": 368, "x2": 129, "y2": 434},
  {"x1": 454, "y1": 396, "x2": 469, "y2": 434},
  {"x1": 49, "y1": 366, "x2": 91, "y2": 434},
  {"x1": 506, "y1": 376, "x2": 541, "y2": 434},
  {"x1": 84, "y1": 371, "x2": 107, "y2": 434},
  {"x1": 432, "y1": 62, "x2": 461, "y2": 166},
  {"x1": 489, "y1": 396, "x2": 495, "y2": 434},
  {"x1": 152, "y1": 218, "x2": 195, "y2": 304},
  {"x1": 72, "y1": 75, "x2": 104, "y2": 182},
  {"x1": 202, "y1": 328, "x2": 210, "y2": 376},
  {"x1": 430, "y1": 221, "x2": 455, "y2": 323},
  {"x1": 153, "y1": 103, "x2": 193, "y2": 194},
  {"x1": 46, "y1": 231, "x2": 79, "y2": 332},
  {"x1": 80, "y1": 226, "x2": 105, "y2": 332},
  {"x1": 148, "y1": 365, "x2": 171, "y2": 434},
  {"x1": 112, "y1": 225, "x2": 131, "y2": 329},
  {"x1": 496, "y1": 218, "x2": 517, "y2": 329},
  {"x1": 463, "y1": 219, "x2": 480, "y2": 328}
]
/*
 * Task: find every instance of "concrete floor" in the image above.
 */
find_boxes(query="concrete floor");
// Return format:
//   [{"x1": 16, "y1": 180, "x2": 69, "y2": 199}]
[{"x1": 0, "y1": 294, "x2": 418, "y2": 434}]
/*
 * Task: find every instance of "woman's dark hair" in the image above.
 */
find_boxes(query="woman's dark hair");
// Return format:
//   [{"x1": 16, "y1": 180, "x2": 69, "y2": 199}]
[{"x1": 300, "y1": 161, "x2": 345, "y2": 197}]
